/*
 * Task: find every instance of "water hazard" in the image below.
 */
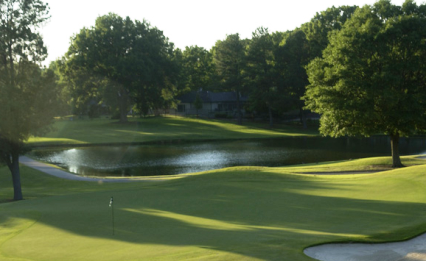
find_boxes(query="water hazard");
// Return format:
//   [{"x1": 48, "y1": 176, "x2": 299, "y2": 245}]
[{"x1": 29, "y1": 136, "x2": 426, "y2": 177}]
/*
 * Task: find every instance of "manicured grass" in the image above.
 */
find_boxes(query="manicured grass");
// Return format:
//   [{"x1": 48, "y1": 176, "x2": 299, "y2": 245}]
[
  {"x1": 27, "y1": 116, "x2": 318, "y2": 146},
  {"x1": 2, "y1": 156, "x2": 426, "y2": 260}
]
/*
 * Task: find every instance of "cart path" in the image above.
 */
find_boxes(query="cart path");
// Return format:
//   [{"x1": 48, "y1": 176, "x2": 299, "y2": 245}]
[{"x1": 19, "y1": 156, "x2": 163, "y2": 183}]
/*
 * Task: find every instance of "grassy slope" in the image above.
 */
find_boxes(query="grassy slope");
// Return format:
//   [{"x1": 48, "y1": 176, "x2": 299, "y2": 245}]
[
  {"x1": 27, "y1": 116, "x2": 317, "y2": 146},
  {"x1": 2, "y1": 156, "x2": 426, "y2": 260}
]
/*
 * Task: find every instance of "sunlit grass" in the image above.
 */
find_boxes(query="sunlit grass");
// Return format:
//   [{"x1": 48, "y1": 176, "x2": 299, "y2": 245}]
[
  {"x1": 28, "y1": 137, "x2": 86, "y2": 145},
  {"x1": 27, "y1": 116, "x2": 317, "y2": 146},
  {"x1": 271, "y1": 155, "x2": 426, "y2": 175},
  {"x1": 2, "y1": 156, "x2": 426, "y2": 260}
]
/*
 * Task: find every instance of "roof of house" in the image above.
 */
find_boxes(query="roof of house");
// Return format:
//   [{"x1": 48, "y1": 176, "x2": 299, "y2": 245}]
[{"x1": 177, "y1": 91, "x2": 247, "y2": 103}]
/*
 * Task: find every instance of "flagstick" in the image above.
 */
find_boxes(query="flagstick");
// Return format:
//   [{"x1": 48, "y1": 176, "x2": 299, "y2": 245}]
[
  {"x1": 112, "y1": 201, "x2": 115, "y2": 235},
  {"x1": 110, "y1": 196, "x2": 115, "y2": 236}
]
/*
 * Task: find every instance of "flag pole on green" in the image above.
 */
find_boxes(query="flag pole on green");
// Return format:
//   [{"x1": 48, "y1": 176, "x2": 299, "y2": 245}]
[{"x1": 109, "y1": 196, "x2": 114, "y2": 235}]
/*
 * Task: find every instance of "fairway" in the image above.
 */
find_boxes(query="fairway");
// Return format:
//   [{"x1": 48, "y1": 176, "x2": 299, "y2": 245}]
[
  {"x1": 27, "y1": 116, "x2": 317, "y2": 146},
  {"x1": 2, "y1": 156, "x2": 426, "y2": 260}
]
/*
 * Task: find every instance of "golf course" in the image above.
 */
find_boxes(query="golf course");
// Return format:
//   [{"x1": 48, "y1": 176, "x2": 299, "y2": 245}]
[
  {"x1": 3, "y1": 0, "x2": 426, "y2": 259},
  {"x1": 1, "y1": 117, "x2": 426, "y2": 260}
]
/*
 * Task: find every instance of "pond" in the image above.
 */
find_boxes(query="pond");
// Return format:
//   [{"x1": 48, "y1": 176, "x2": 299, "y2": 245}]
[{"x1": 29, "y1": 136, "x2": 426, "y2": 177}]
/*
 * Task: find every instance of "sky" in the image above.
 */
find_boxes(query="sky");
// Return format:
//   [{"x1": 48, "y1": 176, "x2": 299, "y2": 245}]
[{"x1": 40, "y1": 0, "x2": 409, "y2": 66}]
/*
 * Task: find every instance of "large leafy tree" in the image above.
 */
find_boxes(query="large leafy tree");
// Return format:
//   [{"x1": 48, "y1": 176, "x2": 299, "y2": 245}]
[
  {"x1": 65, "y1": 14, "x2": 177, "y2": 122},
  {"x1": 304, "y1": 0, "x2": 426, "y2": 168},
  {"x1": 213, "y1": 34, "x2": 247, "y2": 125},
  {"x1": 0, "y1": 0, "x2": 55, "y2": 200},
  {"x1": 275, "y1": 5, "x2": 357, "y2": 128},
  {"x1": 176, "y1": 46, "x2": 214, "y2": 93},
  {"x1": 301, "y1": 5, "x2": 358, "y2": 60},
  {"x1": 246, "y1": 27, "x2": 277, "y2": 127},
  {"x1": 55, "y1": 58, "x2": 108, "y2": 116},
  {"x1": 275, "y1": 29, "x2": 311, "y2": 128},
  {"x1": 48, "y1": 60, "x2": 74, "y2": 116}
]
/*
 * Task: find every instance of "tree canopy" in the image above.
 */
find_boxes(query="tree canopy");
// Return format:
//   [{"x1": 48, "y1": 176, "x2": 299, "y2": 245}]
[
  {"x1": 64, "y1": 13, "x2": 177, "y2": 122},
  {"x1": 274, "y1": 29, "x2": 311, "y2": 128},
  {"x1": 304, "y1": 0, "x2": 426, "y2": 167},
  {"x1": 245, "y1": 27, "x2": 278, "y2": 127},
  {"x1": 301, "y1": 5, "x2": 358, "y2": 60},
  {"x1": 213, "y1": 34, "x2": 247, "y2": 124},
  {"x1": 0, "y1": 0, "x2": 55, "y2": 200},
  {"x1": 175, "y1": 46, "x2": 214, "y2": 93}
]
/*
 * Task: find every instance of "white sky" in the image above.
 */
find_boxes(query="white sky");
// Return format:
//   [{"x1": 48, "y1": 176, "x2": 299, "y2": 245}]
[{"x1": 40, "y1": 0, "x2": 409, "y2": 66}]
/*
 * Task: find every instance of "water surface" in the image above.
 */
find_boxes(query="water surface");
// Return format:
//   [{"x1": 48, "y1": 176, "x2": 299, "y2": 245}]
[{"x1": 30, "y1": 137, "x2": 426, "y2": 177}]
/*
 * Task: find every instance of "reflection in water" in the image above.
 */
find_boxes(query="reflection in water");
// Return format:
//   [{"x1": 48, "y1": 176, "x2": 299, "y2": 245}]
[{"x1": 29, "y1": 137, "x2": 426, "y2": 177}]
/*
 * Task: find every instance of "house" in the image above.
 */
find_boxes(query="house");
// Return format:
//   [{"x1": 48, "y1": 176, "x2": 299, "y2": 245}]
[{"x1": 171, "y1": 91, "x2": 248, "y2": 117}]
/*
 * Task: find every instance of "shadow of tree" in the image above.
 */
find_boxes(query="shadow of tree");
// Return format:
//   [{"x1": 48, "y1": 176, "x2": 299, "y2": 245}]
[
  {"x1": 2, "y1": 170, "x2": 426, "y2": 260},
  {"x1": 43, "y1": 117, "x2": 310, "y2": 145}
]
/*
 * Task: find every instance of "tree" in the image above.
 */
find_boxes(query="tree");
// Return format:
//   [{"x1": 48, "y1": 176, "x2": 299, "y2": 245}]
[
  {"x1": 246, "y1": 27, "x2": 277, "y2": 127},
  {"x1": 274, "y1": 5, "x2": 357, "y2": 128},
  {"x1": 48, "y1": 60, "x2": 73, "y2": 116},
  {"x1": 213, "y1": 34, "x2": 247, "y2": 125},
  {"x1": 193, "y1": 92, "x2": 203, "y2": 117},
  {"x1": 0, "y1": 0, "x2": 54, "y2": 200},
  {"x1": 277, "y1": 29, "x2": 311, "y2": 128},
  {"x1": 304, "y1": 0, "x2": 426, "y2": 168},
  {"x1": 65, "y1": 14, "x2": 177, "y2": 123},
  {"x1": 177, "y1": 46, "x2": 214, "y2": 93},
  {"x1": 55, "y1": 58, "x2": 109, "y2": 116},
  {"x1": 301, "y1": 5, "x2": 358, "y2": 60}
]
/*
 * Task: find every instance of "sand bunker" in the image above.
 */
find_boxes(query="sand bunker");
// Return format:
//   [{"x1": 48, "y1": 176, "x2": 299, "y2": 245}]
[{"x1": 304, "y1": 233, "x2": 426, "y2": 261}]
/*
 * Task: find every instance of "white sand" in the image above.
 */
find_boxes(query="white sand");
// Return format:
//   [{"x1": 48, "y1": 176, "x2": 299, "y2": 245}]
[{"x1": 304, "y1": 233, "x2": 426, "y2": 261}]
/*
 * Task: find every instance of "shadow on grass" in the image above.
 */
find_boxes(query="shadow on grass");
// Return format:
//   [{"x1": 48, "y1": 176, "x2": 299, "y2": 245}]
[
  {"x1": 30, "y1": 117, "x2": 316, "y2": 146},
  {"x1": 2, "y1": 168, "x2": 426, "y2": 260}
]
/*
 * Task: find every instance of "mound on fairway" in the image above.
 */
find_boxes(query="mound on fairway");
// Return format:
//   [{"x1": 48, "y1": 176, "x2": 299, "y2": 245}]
[{"x1": 1, "y1": 156, "x2": 426, "y2": 260}]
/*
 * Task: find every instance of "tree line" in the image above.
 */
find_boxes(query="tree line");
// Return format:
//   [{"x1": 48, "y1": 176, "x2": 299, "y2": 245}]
[
  {"x1": 53, "y1": 4, "x2": 359, "y2": 127},
  {"x1": 1, "y1": 0, "x2": 426, "y2": 200}
]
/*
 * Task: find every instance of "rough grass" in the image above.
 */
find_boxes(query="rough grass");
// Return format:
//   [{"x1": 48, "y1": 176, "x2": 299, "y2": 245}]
[
  {"x1": 1, "y1": 156, "x2": 426, "y2": 260},
  {"x1": 27, "y1": 116, "x2": 318, "y2": 146}
]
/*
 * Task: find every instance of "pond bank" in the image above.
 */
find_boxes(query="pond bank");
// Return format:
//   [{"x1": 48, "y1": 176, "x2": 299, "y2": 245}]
[
  {"x1": 26, "y1": 136, "x2": 313, "y2": 148},
  {"x1": 27, "y1": 136, "x2": 426, "y2": 177}
]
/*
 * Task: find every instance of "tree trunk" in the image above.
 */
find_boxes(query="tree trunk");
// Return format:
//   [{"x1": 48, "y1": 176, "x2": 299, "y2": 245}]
[
  {"x1": 8, "y1": 42, "x2": 15, "y2": 87},
  {"x1": 120, "y1": 108, "x2": 127, "y2": 123},
  {"x1": 7, "y1": 152, "x2": 23, "y2": 201},
  {"x1": 300, "y1": 107, "x2": 307, "y2": 129},
  {"x1": 119, "y1": 88, "x2": 128, "y2": 123},
  {"x1": 268, "y1": 105, "x2": 273, "y2": 128},
  {"x1": 390, "y1": 133, "x2": 404, "y2": 168}
]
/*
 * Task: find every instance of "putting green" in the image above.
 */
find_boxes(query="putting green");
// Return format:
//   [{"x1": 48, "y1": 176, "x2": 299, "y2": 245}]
[{"x1": 1, "y1": 156, "x2": 426, "y2": 260}]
